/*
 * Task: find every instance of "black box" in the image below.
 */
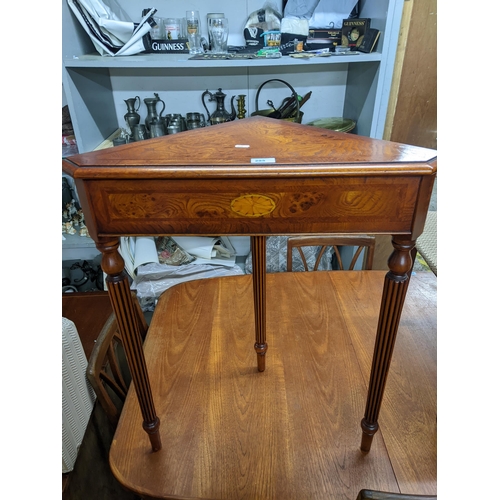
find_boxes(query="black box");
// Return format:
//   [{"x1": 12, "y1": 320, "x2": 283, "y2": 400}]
[
  {"x1": 358, "y1": 28, "x2": 381, "y2": 53},
  {"x1": 143, "y1": 37, "x2": 189, "y2": 53},
  {"x1": 305, "y1": 38, "x2": 337, "y2": 52},
  {"x1": 280, "y1": 33, "x2": 307, "y2": 54},
  {"x1": 308, "y1": 28, "x2": 342, "y2": 45}
]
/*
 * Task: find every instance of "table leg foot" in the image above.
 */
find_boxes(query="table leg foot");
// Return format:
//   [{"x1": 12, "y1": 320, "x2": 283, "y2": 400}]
[
  {"x1": 251, "y1": 236, "x2": 267, "y2": 372},
  {"x1": 360, "y1": 418, "x2": 378, "y2": 452},
  {"x1": 143, "y1": 417, "x2": 162, "y2": 452},
  {"x1": 255, "y1": 342, "x2": 268, "y2": 372}
]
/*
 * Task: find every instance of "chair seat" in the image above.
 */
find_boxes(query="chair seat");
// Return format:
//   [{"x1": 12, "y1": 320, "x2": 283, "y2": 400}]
[{"x1": 109, "y1": 272, "x2": 436, "y2": 499}]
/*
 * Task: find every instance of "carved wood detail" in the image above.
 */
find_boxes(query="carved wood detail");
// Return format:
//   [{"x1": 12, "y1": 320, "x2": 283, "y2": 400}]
[
  {"x1": 360, "y1": 237, "x2": 414, "y2": 452},
  {"x1": 97, "y1": 238, "x2": 162, "y2": 452}
]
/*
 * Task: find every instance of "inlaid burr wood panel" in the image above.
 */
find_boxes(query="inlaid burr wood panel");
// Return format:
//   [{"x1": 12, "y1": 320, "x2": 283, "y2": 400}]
[{"x1": 84, "y1": 176, "x2": 421, "y2": 237}]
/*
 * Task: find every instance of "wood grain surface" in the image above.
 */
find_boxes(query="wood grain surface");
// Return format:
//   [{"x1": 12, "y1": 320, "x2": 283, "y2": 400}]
[
  {"x1": 110, "y1": 271, "x2": 436, "y2": 499},
  {"x1": 62, "y1": 117, "x2": 436, "y2": 243},
  {"x1": 63, "y1": 117, "x2": 437, "y2": 174},
  {"x1": 63, "y1": 117, "x2": 438, "y2": 497}
]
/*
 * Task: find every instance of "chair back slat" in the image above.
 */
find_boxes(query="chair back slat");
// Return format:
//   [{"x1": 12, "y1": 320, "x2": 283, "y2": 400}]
[{"x1": 287, "y1": 235, "x2": 376, "y2": 272}]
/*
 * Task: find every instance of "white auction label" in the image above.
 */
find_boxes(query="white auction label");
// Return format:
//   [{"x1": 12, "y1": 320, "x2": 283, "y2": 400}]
[{"x1": 251, "y1": 158, "x2": 276, "y2": 163}]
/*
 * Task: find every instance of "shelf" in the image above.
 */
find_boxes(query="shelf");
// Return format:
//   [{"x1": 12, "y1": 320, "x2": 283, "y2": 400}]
[
  {"x1": 63, "y1": 51, "x2": 382, "y2": 69},
  {"x1": 62, "y1": 0, "x2": 405, "y2": 152},
  {"x1": 62, "y1": 231, "x2": 100, "y2": 262}
]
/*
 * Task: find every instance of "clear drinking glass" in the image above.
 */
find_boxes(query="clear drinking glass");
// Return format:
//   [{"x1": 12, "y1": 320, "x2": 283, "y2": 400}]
[
  {"x1": 209, "y1": 18, "x2": 229, "y2": 54},
  {"x1": 186, "y1": 10, "x2": 203, "y2": 54},
  {"x1": 164, "y1": 18, "x2": 181, "y2": 40},
  {"x1": 185, "y1": 10, "x2": 201, "y2": 35},
  {"x1": 207, "y1": 13, "x2": 224, "y2": 50},
  {"x1": 150, "y1": 17, "x2": 165, "y2": 40}
]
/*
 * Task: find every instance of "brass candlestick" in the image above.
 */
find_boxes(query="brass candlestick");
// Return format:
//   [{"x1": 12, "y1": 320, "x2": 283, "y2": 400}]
[{"x1": 237, "y1": 95, "x2": 246, "y2": 119}]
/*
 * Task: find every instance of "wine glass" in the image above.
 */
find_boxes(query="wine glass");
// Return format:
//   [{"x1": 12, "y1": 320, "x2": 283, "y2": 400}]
[{"x1": 185, "y1": 10, "x2": 201, "y2": 35}]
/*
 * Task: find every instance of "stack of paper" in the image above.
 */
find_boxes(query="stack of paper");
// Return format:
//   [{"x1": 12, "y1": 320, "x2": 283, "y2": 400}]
[{"x1": 119, "y1": 236, "x2": 236, "y2": 280}]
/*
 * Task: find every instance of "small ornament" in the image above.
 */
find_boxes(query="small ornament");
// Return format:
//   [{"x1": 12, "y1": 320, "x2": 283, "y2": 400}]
[
  {"x1": 79, "y1": 225, "x2": 90, "y2": 237},
  {"x1": 237, "y1": 95, "x2": 246, "y2": 119},
  {"x1": 64, "y1": 221, "x2": 76, "y2": 235}
]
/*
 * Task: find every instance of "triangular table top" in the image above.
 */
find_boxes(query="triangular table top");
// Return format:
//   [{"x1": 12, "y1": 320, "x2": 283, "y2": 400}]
[{"x1": 63, "y1": 116, "x2": 437, "y2": 179}]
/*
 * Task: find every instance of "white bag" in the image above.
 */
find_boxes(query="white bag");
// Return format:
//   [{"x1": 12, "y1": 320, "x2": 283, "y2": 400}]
[{"x1": 67, "y1": 0, "x2": 156, "y2": 56}]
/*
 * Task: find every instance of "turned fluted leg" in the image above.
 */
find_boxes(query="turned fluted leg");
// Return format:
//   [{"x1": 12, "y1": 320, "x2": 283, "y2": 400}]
[
  {"x1": 98, "y1": 238, "x2": 162, "y2": 452},
  {"x1": 251, "y1": 236, "x2": 268, "y2": 372},
  {"x1": 360, "y1": 236, "x2": 415, "y2": 452}
]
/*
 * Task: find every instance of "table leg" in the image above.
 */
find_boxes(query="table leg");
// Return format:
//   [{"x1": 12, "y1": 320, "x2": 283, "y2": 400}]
[
  {"x1": 97, "y1": 238, "x2": 162, "y2": 452},
  {"x1": 251, "y1": 236, "x2": 268, "y2": 372},
  {"x1": 360, "y1": 236, "x2": 414, "y2": 452}
]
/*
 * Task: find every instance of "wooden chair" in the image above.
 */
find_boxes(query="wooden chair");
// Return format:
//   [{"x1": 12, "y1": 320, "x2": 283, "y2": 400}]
[
  {"x1": 357, "y1": 490, "x2": 437, "y2": 500},
  {"x1": 86, "y1": 295, "x2": 148, "y2": 427},
  {"x1": 286, "y1": 234, "x2": 376, "y2": 272}
]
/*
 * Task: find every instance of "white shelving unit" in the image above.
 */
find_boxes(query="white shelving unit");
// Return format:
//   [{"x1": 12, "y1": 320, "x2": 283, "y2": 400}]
[
  {"x1": 62, "y1": 0, "x2": 404, "y2": 265},
  {"x1": 62, "y1": 0, "x2": 405, "y2": 153}
]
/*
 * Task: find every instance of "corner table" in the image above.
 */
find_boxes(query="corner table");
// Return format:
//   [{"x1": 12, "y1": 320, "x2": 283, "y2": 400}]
[{"x1": 62, "y1": 116, "x2": 437, "y2": 461}]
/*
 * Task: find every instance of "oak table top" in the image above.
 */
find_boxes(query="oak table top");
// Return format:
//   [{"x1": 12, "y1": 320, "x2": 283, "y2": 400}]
[{"x1": 110, "y1": 271, "x2": 436, "y2": 499}]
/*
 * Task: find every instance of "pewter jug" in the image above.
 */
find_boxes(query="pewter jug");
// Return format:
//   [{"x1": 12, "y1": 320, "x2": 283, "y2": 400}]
[
  {"x1": 124, "y1": 96, "x2": 141, "y2": 131},
  {"x1": 201, "y1": 88, "x2": 236, "y2": 125},
  {"x1": 144, "y1": 93, "x2": 166, "y2": 133}
]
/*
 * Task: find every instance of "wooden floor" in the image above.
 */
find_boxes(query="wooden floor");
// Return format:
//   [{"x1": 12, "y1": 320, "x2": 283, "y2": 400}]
[{"x1": 63, "y1": 272, "x2": 436, "y2": 499}]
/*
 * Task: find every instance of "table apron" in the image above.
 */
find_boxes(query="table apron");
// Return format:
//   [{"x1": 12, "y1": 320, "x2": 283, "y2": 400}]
[{"x1": 82, "y1": 176, "x2": 423, "y2": 237}]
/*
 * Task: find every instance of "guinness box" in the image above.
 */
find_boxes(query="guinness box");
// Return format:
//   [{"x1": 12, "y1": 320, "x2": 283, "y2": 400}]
[{"x1": 143, "y1": 37, "x2": 189, "y2": 53}]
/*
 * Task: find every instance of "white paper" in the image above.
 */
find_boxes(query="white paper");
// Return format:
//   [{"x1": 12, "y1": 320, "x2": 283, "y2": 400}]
[
  {"x1": 308, "y1": 0, "x2": 359, "y2": 29},
  {"x1": 120, "y1": 236, "x2": 238, "y2": 281},
  {"x1": 133, "y1": 237, "x2": 160, "y2": 269},
  {"x1": 119, "y1": 236, "x2": 159, "y2": 280},
  {"x1": 171, "y1": 236, "x2": 236, "y2": 267},
  {"x1": 67, "y1": 0, "x2": 155, "y2": 56},
  {"x1": 284, "y1": 0, "x2": 321, "y2": 19}
]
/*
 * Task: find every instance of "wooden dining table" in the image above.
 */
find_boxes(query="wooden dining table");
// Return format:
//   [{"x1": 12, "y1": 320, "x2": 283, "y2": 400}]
[
  {"x1": 109, "y1": 270, "x2": 437, "y2": 499},
  {"x1": 62, "y1": 116, "x2": 437, "y2": 498}
]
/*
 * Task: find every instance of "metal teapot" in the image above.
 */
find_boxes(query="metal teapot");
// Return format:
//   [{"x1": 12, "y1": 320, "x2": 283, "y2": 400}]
[{"x1": 201, "y1": 88, "x2": 236, "y2": 125}]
